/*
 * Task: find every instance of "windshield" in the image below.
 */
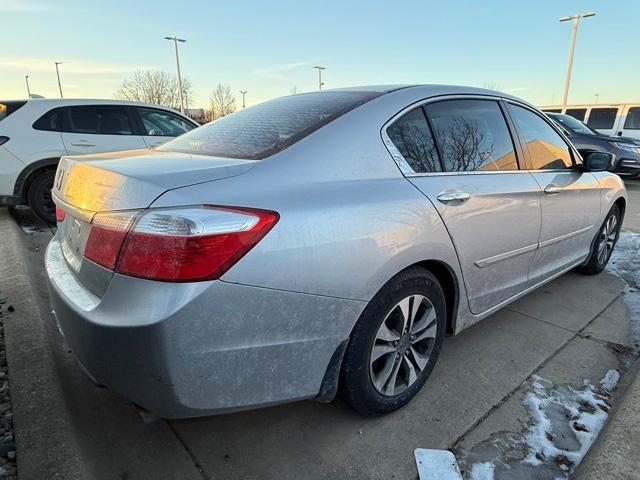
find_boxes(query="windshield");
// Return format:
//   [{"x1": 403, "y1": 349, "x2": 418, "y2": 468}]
[
  {"x1": 0, "y1": 101, "x2": 27, "y2": 122},
  {"x1": 550, "y1": 113, "x2": 598, "y2": 135},
  {"x1": 158, "y1": 91, "x2": 381, "y2": 160}
]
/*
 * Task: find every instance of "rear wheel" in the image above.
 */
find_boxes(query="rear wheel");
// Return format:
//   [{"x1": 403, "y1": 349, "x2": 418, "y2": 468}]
[
  {"x1": 27, "y1": 170, "x2": 56, "y2": 225},
  {"x1": 578, "y1": 204, "x2": 621, "y2": 275},
  {"x1": 340, "y1": 267, "x2": 446, "y2": 416}
]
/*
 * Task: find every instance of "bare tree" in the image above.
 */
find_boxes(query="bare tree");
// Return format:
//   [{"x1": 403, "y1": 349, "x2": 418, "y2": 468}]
[
  {"x1": 205, "y1": 83, "x2": 236, "y2": 122},
  {"x1": 115, "y1": 69, "x2": 193, "y2": 110}
]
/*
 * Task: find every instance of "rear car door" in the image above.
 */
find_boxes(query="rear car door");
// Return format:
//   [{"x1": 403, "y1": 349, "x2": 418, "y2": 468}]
[
  {"x1": 133, "y1": 107, "x2": 196, "y2": 148},
  {"x1": 62, "y1": 105, "x2": 146, "y2": 155},
  {"x1": 585, "y1": 106, "x2": 620, "y2": 136},
  {"x1": 618, "y1": 106, "x2": 640, "y2": 141},
  {"x1": 385, "y1": 98, "x2": 542, "y2": 314},
  {"x1": 507, "y1": 103, "x2": 601, "y2": 282}
]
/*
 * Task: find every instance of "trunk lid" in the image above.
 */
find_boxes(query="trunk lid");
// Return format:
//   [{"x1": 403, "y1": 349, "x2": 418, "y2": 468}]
[
  {"x1": 54, "y1": 149, "x2": 257, "y2": 212},
  {"x1": 53, "y1": 149, "x2": 257, "y2": 295}
]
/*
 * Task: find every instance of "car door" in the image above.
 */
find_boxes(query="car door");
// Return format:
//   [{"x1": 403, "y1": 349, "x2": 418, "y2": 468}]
[
  {"x1": 618, "y1": 106, "x2": 640, "y2": 141},
  {"x1": 506, "y1": 103, "x2": 601, "y2": 283},
  {"x1": 62, "y1": 105, "x2": 146, "y2": 155},
  {"x1": 585, "y1": 106, "x2": 620, "y2": 136},
  {"x1": 133, "y1": 107, "x2": 196, "y2": 149},
  {"x1": 385, "y1": 98, "x2": 542, "y2": 314}
]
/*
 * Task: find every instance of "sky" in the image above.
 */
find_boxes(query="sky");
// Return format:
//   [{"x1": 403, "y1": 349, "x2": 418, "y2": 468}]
[{"x1": 1, "y1": 0, "x2": 639, "y2": 108}]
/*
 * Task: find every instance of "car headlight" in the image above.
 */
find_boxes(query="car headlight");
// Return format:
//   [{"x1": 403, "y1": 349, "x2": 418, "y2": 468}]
[{"x1": 610, "y1": 141, "x2": 640, "y2": 154}]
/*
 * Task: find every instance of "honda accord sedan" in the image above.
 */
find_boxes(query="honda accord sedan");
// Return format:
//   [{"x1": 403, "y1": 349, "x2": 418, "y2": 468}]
[{"x1": 46, "y1": 85, "x2": 627, "y2": 418}]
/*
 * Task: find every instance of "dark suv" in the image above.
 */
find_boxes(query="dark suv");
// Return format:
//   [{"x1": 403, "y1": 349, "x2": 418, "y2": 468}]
[{"x1": 547, "y1": 112, "x2": 640, "y2": 178}]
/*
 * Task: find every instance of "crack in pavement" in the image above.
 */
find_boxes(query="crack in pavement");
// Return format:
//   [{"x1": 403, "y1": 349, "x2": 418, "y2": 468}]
[{"x1": 450, "y1": 294, "x2": 622, "y2": 451}]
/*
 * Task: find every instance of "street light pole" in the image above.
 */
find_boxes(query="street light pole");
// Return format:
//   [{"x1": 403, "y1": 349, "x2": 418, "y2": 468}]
[
  {"x1": 164, "y1": 36, "x2": 186, "y2": 113},
  {"x1": 559, "y1": 12, "x2": 595, "y2": 107},
  {"x1": 313, "y1": 66, "x2": 326, "y2": 91},
  {"x1": 25, "y1": 75, "x2": 31, "y2": 98},
  {"x1": 54, "y1": 61, "x2": 64, "y2": 98},
  {"x1": 239, "y1": 90, "x2": 247, "y2": 108}
]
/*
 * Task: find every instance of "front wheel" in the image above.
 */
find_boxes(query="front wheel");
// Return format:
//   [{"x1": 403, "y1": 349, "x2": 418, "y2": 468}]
[
  {"x1": 340, "y1": 267, "x2": 446, "y2": 416},
  {"x1": 578, "y1": 204, "x2": 621, "y2": 275}
]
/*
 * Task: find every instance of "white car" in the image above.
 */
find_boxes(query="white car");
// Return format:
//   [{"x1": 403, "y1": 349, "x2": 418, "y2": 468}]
[{"x1": 0, "y1": 99, "x2": 198, "y2": 223}]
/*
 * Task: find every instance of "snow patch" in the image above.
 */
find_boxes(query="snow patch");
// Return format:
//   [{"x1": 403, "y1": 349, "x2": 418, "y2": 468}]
[
  {"x1": 469, "y1": 462, "x2": 495, "y2": 480},
  {"x1": 522, "y1": 374, "x2": 611, "y2": 471},
  {"x1": 607, "y1": 231, "x2": 640, "y2": 342},
  {"x1": 600, "y1": 369, "x2": 620, "y2": 392}
]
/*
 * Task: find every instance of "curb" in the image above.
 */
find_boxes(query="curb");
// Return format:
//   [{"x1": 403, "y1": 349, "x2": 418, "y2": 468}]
[
  {"x1": 575, "y1": 358, "x2": 640, "y2": 479},
  {"x1": 0, "y1": 209, "x2": 86, "y2": 479}
]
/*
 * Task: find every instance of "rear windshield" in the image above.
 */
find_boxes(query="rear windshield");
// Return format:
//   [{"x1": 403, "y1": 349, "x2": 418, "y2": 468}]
[
  {"x1": 0, "y1": 101, "x2": 27, "y2": 121},
  {"x1": 157, "y1": 91, "x2": 381, "y2": 160}
]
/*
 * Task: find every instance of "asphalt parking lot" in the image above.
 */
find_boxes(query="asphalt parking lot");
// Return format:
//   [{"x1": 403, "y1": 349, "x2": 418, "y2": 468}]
[{"x1": 0, "y1": 178, "x2": 638, "y2": 480}]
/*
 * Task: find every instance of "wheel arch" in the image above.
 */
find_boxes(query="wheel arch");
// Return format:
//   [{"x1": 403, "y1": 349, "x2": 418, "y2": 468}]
[
  {"x1": 614, "y1": 196, "x2": 626, "y2": 221},
  {"x1": 13, "y1": 157, "x2": 60, "y2": 199}
]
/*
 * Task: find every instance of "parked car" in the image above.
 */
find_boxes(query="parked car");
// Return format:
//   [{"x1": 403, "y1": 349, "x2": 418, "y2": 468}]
[
  {"x1": 546, "y1": 112, "x2": 640, "y2": 178},
  {"x1": 0, "y1": 99, "x2": 198, "y2": 223},
  {"x1": 46, "y1": 85, "x2": 626, "y2": 419},
  {"x1": 540, "y1": 103, "x2": 640, "y2": 141}
]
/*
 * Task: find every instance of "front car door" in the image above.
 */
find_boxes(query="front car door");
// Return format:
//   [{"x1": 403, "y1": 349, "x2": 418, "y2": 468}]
[
  {"x1": 134, "y1": 107, "x2": 196, "y2": 148},
  {"x1": 62, "y1": 105, "x2": 146, "y2": 155},
  {"x1": 506, "y1": 102, "x2": 601, "y2": 282},
  {"x1": 384, "y1": 97, "x2": 542, "y2": 314}
]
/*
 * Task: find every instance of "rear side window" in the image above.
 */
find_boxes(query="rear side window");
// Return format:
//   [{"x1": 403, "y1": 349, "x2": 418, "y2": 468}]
[
  {"x1": 386, "y1": 108, "x2": 441, "y2": 173},
  {"x1": 136, "y1": 108, "x2": 195, "y2": 137},
  {"x1": 33, "y1": 107, "x2": 64, "y2": 132},
  {"x1": 623, "y1": 107, "x2": 640, "y2": 130},
  {"x1": 587, "y1": 108, "x2": 618, "y2": 130},
  {"x1": 424, "y1": 99, "x2": 518, "y2": 172},
  {"x1": 65, "y1": 106, "x2": 134, "y2": 135},
  {"x1": 0, "y1": 101, "x2": 27, "y2": 121},
  {"x1": 508, "y1": 104, "x2": 573, "y2": 170},
  {"x1": 565, "y1": 108, "x2": 587, "y2": 121},
  {"x1": 158, "y1": 91, "x2": 381, "y2": 160}
]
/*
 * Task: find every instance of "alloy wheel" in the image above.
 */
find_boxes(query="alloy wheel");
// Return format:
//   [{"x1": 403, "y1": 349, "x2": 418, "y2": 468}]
[
  {"x1": 369, "y1": 294, "x2": 438, "y2": 396},
  {"x1": 597, "y1": 213, "x2": 618, "y2": 266}
]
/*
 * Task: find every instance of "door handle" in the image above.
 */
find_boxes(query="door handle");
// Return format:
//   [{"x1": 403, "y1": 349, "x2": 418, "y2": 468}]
[
  {"x1": 436, "y1": 192, "x2": 471, "y2": 204},
  {"x1": 544, "y1": 184, "x2": 562, "y2": 195},
  {"x1": 70, "y1": 141, "x2": 95, "y2": 147}
]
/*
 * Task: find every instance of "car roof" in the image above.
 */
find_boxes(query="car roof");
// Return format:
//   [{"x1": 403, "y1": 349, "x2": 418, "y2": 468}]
[
  {"x1": 4, "y1": 98, "x2": 184, "y2": 112},
  {"x1": 326, "y1": 84, "x2": 532, "y2": 104}
]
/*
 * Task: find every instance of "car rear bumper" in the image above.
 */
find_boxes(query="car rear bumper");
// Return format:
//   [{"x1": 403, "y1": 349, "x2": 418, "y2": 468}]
[{"x1": 45, "y1": 235, "x2": 366, "y2": 418}]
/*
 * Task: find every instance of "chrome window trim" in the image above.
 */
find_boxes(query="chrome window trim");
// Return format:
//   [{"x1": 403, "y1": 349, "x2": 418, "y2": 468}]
[{"x1": 381, "y1": 94, "x2": 524, "y2": 176}]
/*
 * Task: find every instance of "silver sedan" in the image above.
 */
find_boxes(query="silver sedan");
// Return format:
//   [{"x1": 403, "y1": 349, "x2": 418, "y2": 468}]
[{"x1": 46, "y1": 85, "x2": 627, "y2": 418}]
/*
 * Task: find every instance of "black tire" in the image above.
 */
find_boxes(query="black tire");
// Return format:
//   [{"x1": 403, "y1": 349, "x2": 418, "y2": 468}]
[
  {"x1": 577, "y1": 204, "x2": 621, "y2": 275},
  {"x1": 340, "y1": 267, "x2": 446, "y2": 416},
  {"x1": 27, "y1": 170, "x2": 56, "y2": 225}
]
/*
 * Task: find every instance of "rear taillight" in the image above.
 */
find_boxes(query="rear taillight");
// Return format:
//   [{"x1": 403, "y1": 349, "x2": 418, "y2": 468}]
[
  {"x1": 55, "y1": 205, "x2": 66, "y2": 222},
  {"x1": 83, "y1": 206, "x2": 278, "y2": 282}
]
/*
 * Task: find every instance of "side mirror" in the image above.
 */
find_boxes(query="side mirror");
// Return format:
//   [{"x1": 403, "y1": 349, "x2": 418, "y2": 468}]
[{"x1": 580, "y1": 151, "x2": 614, "y2": 172}]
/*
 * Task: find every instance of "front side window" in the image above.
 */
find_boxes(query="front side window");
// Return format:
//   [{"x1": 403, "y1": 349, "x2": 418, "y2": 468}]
[
  {"x1": 623, "y1": 107, "x2": 640, "y2": 130},
  {"x1": 587, "y1": 108, "x2": 618, "y2": 130},
  {"x1": 137, "y1": 108, "x2": 195, "y2": 137},
  {"x1": 509, "y1": 104, "x2": 573, "y2": 170},
  {"x1": 386, "y1": 108, "x2": 441, "y2": 173},
  {"x1": 33, "y1": 107, "x2": 64, "y2": 132},
  {"x1": 65, "y1": 106, "x2": 133, "y2": 135},
  {"x1": 158, "y1": 91, "x2": 381, "y2": 160},
  {"x1": 565, "y1": 108, "x2": 587, "y2": 121},
  {"x1": 424, "y1": 99, "x2": 518, "y2": 172}
]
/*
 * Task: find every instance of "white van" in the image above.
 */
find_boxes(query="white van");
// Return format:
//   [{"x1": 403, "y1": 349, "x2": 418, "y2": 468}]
[{"x1": 540, "y1": 103, "x2": 640, "y2": 141}]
